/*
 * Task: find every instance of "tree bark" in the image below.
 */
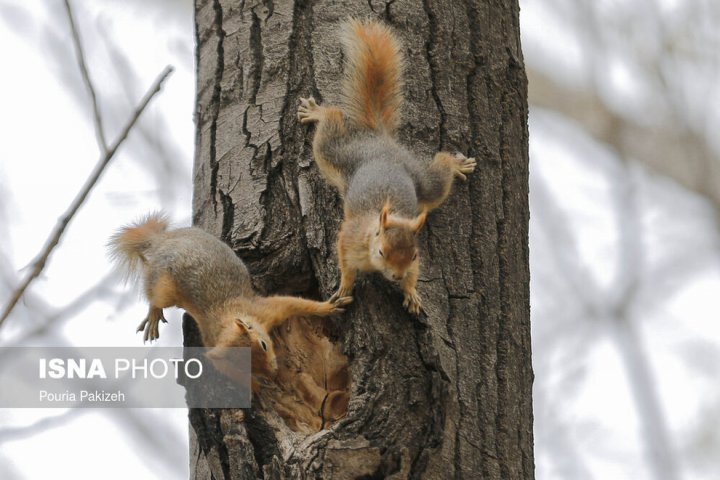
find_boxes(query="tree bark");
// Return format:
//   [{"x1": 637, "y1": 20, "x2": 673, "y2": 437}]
[{"x1": 189, "y1": 0, "x2": 533, "y2": 478}]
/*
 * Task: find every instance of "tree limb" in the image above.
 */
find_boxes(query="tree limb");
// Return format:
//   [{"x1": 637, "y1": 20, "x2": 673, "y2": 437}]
[{"x1": 0, "y1": 65, "x2": 174, "y2": 328}]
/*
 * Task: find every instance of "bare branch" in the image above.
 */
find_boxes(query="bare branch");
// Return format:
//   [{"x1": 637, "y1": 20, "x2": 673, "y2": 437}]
[
  {"x1": 611, "y1": 315, "x2": 680, "y2": 480},
  {"x1": 63, "y1": 0, "x2": 107, "y2": 152},
  {"x1": 0, "y1": 270, "x2": 128, "y2": 359},
  {"x1": 0, "y1": 65, "x2": 174, "y2": 328}
]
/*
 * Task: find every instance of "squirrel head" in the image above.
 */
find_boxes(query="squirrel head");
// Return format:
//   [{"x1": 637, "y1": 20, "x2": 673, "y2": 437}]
[
  {"x1": 206, "y1": 316, "x2": 278, "y2": 383},
  {"x1": 369, "y1": 202, "x2": 426, "y2": 282}
]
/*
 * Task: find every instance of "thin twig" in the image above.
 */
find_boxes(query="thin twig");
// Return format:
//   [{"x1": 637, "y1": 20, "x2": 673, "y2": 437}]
[
  {"x1": 63, "y1": 0, "x2": 108, "y2": 152},
  {"x1": 0, "y1": 65, "x2": 174, "y2": 328}
]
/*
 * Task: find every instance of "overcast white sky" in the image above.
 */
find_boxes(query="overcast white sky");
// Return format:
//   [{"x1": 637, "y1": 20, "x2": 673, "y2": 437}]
[
  {"x1": 0, "y1": 0, "x2": 194, "y2": 477},
  {"x1": 0, "y1": 1, "x2": 718, "y2": 479}
]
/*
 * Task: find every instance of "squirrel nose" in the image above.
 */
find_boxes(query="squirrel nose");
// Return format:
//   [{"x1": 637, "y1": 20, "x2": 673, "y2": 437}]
[{"x1": 392, "y1": 273, "x2": 403, "y2": 281}]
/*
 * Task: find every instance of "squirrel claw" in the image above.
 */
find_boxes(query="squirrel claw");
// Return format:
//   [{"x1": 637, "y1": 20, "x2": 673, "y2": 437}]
[
  {"x1": 326, "y1": 295, "x2": 353, "y2": 314},
  {"x1": 297, "y1": 96, "x2": 322, "y2": 124},
  {"x1": 137, "y1": 309, "x2": 165, "y2": 342},
  {"x1": 136, "y1": 319, "x2": 147, "y2": 334},
  {"x1": 299, "y1": 96, "x2": 317, "y2": 107},
  {"x1": 333, "y1": 296, "x2": 353, "y2": 307},
  {"x1": 330, "y1": 287, "x2": 353, "y2": 303},
  {"x1": 403, "y1": 290, "x2": 422, "y2": 315},
  {"x1": 453, "y1": 154, "x2": 477, "y2": 181}
]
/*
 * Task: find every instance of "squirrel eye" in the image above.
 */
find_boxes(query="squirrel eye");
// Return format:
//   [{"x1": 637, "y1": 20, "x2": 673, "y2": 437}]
[
  {"x1": 260, "y1": 340, "x2": 268, "y2": 352},
  {"x1": 376, "y1": 231, "x2": 380, "y2": 236},
  {"x1": 412, "y1": 252, "x2": 418, "y2": 261},
  {"x1": 379, "y1": 250, "x2": 384, "y2": 258}
]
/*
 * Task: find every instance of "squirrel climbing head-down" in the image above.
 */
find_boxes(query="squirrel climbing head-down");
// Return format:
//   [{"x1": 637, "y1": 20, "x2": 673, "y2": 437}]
[
  {"x1": 299, "y1": 18, "x2": 476, "y2": 315},
  {"x1": 109, "y1": 212, "x2": 350, "y2": 390}
]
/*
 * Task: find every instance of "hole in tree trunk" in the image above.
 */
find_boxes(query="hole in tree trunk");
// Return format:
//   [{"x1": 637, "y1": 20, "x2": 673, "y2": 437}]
[{"x1": 256, "y1": 316, "x2": 350, "y2": 433}]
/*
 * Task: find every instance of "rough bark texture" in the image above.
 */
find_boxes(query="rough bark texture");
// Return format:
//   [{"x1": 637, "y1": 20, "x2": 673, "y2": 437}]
[{"x1": 189, "y1": 0, "x2": 532, "y2": 478}]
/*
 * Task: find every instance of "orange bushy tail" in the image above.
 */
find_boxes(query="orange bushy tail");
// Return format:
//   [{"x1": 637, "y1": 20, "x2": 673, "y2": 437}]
[
  {"x1": 341, "y1": 18, "x2": 404, "y2": 132},
  {"x1": 108, "y1": 212, "x2": 169, "y2": 280}
]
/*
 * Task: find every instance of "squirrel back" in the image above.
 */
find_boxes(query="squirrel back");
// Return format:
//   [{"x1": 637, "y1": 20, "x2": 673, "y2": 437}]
[
  {"x1": 109, "y1": 213, "x2": 254, "y2": 314},
  {"x1": 341, "y1": 18, "x2": 404, "y2": 132},
  {"x1": 342, "y1": 137, "x2": 420, "y2": 218}
]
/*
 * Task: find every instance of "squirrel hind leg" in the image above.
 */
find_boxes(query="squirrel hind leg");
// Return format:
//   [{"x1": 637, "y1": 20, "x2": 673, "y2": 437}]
[
  {"x1": 138, "y1": 272, "x2": 181, "y2": 342},
  {"x1": 146, "y1": 272, "x2": 182, "y2": 306},
  {"x1": 298, "y1": 97, "x2": 349, "y2": 192},
  {"x1": 417, "y1": 152, "x2": 477, "y2": 212},
  {"x1": 451, "y1": 152, "x2": 477, "y2": 180}
]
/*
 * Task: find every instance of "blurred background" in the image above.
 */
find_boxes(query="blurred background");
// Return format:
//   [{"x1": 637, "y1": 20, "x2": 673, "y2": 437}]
[{"x1": 0, "y1": 0, "x2": 717, "y2": 479}]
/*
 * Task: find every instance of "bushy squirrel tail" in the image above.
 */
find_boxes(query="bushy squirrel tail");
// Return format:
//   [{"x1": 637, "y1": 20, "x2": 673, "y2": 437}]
[
  {"x1": 341, "y1": 18, "x2": 404, "y2": 132},
  {"x1": 108, "y1": 212, "x2": 169, "y2": 281}
]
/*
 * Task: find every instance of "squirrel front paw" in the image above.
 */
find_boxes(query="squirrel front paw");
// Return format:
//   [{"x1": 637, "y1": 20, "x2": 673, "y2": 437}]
[
  {"x1": 453, "y1": 153, "x2": 477, "y2": 181},
  {"x1": 402, "y1": 289, "x2": 423, "y2": 315},
  {"x1": 297, "y1": 97, "x2": 323, "y2": 124},
  {"x1": 330, "y1": 283, "x2": 354, "y2": 302}
]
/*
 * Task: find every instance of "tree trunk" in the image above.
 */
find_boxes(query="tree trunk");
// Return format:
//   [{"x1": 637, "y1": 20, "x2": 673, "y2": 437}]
[{"x1": 188, "y1": 0, "x2": 533, "y2": 478}]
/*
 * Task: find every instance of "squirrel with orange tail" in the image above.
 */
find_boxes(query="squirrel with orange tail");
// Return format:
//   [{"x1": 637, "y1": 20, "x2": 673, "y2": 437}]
[
  {"x1": 108, "y1": 213, "x2": 351, "y2": 389},
  {"x1": 298, "y1": 19, "x2": 476, "y2": 314}
]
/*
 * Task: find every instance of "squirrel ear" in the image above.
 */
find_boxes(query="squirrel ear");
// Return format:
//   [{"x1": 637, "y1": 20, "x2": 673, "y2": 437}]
[
  {"x1": 235, "y1": 319, "x2": 249, "y2": 332},
  {"x1": 412, "y1": 210, "x2": 427, "y2": 234},
  {"x1": 380, "y1": 201, "x2": 391, "y2": 230}
]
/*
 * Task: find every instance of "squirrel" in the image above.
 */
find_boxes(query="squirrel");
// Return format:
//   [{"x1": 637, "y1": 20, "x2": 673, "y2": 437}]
[
  {"x1": 270, "y1": 316, "x2": 350, "y2": 432},
  {"x1": 297, "y1": 18, "x2": 476, "y2": 314},
  {"x1": 108, "y1": 213, "x2": 351, "y2": 388}
]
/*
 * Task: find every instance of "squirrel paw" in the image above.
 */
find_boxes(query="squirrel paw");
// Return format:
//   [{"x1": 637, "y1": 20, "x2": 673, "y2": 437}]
[
  {"x1": 403, "y1": 290, "x2": 423, "y2": 315},
  {"x1": 330, "y1": 285, "x2": 354, "y2": 303},
  {"x1": 297, "y1": 96, "x2": 322, "y2": 124},
  {"x1": 136, "y1": 308, "x2": 166, "y2": 343},
  {"x1": 327, "y1": 295, "x2": 353, "y2": 314},
  {"x1": 453, "y1": 153, "x2": 477, "y2": 181}
]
